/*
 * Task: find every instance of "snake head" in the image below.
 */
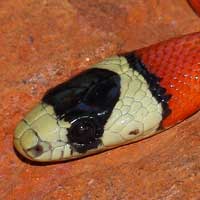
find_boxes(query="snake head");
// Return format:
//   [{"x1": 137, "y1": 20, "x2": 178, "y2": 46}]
[{"x1": 14, "y1": 56, "x2": 167, "y2": 162}]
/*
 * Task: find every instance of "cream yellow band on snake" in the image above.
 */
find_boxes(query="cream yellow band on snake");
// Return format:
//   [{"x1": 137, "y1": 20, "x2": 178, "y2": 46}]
[{"x1": 14, "y1": 56, "x2": 163, "y2": 162}]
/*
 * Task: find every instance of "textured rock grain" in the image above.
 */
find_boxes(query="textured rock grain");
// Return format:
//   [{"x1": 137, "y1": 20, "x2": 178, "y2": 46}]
[{"x1": 0, "y1": 0, "x2": 200, "y2": 199}]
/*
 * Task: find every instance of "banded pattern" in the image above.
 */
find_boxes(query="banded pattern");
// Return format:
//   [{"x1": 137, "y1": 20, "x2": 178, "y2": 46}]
[
  {"x1": 136, "y1": 33, "x2": 200, "y2": 127},
  {"x1": 14, "y1": 33, "x2": 200, "y2": 162},
  {"x1": 14, "y1": 55, "x2": 165, "y2": 162},
  {"x1": 93, "y1": 56, "x2": 163, "y2": 146}
]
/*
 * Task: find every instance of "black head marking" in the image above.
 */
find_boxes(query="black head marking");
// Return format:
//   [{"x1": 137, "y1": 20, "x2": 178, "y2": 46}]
[
  {"x1": 124, "y1": 53, "x2": 172, "y2": 120},
  {"x1": 43, "y1": 68, "x2": 121, "y2": 153}
]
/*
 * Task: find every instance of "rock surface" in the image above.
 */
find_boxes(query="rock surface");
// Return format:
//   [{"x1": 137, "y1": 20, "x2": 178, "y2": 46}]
[{"x1": 0, "y1": 0, "x2": 200, "y2": 199}]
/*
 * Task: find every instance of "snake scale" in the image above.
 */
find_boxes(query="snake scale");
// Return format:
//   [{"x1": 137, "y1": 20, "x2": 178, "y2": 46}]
[{"x1": 14, "y1": 32, "x2": 200, "y2": 162}]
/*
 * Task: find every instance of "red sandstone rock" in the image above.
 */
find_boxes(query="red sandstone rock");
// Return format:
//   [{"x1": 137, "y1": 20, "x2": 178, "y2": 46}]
[{"x1": 0, "y1": 0, "x2": 200, "y2": 199}]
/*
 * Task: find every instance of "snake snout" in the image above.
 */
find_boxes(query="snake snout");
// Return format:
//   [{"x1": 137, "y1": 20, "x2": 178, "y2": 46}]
[{"x1": 14, "y1": 103, "x2": 72, "y2": 162}]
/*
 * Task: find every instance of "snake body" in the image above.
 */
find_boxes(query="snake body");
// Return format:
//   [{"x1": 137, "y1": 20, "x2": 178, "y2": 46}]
[{"x1": 14, "y1": 32, "x2": 200, "y2": 162}]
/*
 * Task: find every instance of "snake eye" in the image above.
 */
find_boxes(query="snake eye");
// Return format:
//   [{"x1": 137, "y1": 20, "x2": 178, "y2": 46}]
[
  {"x1": 68, "y1": 119, "x2": 96, "y2": 144},
  {"x1": 67, "y1": 118, "x2": 103, "y2": 153}
]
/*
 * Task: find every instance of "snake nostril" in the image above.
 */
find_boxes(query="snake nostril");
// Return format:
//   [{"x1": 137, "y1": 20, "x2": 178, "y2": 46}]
[
  {"x1": 129, "y1": 129, "x2": 140, "y2": 135},
  {"x1": 28, "y1": 144, "x2": 43, "y2": 157}
]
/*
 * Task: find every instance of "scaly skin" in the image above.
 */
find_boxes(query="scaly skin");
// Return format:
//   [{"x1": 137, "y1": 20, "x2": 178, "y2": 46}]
[
  {"x1": 14, "y1": 32, "x2": 200, "y2": 162},
  {"x1": 136, "y1": 32, "x2": 200, "y2": 127}
]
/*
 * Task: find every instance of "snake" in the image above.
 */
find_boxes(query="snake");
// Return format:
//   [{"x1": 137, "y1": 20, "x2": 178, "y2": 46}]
[{"x1": 13, "y1": 32, "x2": 200, "y2": 162}]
